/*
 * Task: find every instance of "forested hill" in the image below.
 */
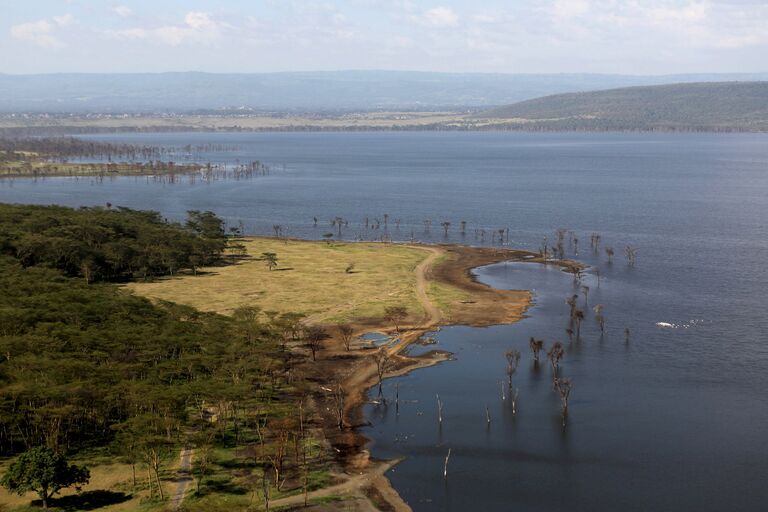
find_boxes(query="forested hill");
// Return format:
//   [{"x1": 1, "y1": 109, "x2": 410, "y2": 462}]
[{"x1": 475, "y1": 82, "x2": 768, "y2": 131}]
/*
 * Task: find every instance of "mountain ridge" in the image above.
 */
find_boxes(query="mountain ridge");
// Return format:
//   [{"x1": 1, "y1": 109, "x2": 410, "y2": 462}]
[{"x1": 2, "y1": 71, "x2": 768, "y2": 113}]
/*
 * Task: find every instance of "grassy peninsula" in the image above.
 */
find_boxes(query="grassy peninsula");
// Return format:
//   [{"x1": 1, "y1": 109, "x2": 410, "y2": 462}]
[{"x1": 0, "y1": 203, "x2": 543, "y2": 511}]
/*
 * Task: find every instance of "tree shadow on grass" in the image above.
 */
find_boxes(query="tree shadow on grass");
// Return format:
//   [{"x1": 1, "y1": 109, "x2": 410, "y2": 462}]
[
  {"x1": 198, "y1": 477, "x2": 249, "y2": 496},
  {"x1": 46, "y1": 490, "x2": 132, "y2": 510}
]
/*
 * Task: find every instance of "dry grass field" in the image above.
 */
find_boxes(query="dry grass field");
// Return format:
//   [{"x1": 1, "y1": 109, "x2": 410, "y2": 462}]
[{"x1": 126, "y1": 238, "x2": 470, "y2": 324}]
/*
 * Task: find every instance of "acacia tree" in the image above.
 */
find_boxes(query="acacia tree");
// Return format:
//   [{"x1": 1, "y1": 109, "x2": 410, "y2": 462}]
[
  {"x1": 304, "y1": 325, "x2": 328, "y2": 361},
  {"x1": 262, "y1": 252, "x2": 278, "y2": 271},
  {"x1": 338, "y1": 323, "x2": 354, "y2": 351},
  {"x1": 1, "y1": 446, "x2": 90, "y2": 509},
  {"x1": 384, "y1": 306, "x2": 408, "y2": 333}
]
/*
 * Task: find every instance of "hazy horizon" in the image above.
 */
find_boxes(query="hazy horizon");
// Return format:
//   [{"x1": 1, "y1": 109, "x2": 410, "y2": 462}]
[{"x1": 4, "y1": 1, "x2": 768, "y2": 75}]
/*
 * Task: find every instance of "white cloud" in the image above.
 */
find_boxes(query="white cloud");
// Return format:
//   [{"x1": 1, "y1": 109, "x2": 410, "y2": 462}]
[
  {"x1": 415, "y1": 6, "x2": 459, "y2": 28},
  {"x1": 10, "y1": 14, "x2": 73, "y2": 48},
  {"x1": 113, "y1": 5, "x2": 133, "y2": 18},
  {"x1": 108, "y1": 11, "x2": 228, "y2": 47},
  {"x1": 53, "y1": 14, "x2": 74, "y2": 26},
  {"x1": 551, "y1": 0, "x2": 591, "y2": 19}
]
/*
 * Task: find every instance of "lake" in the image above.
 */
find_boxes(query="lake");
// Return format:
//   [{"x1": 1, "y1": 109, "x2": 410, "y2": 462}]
[{"x1": 2, "y1": 132, "x2": 767, "y2": 511}]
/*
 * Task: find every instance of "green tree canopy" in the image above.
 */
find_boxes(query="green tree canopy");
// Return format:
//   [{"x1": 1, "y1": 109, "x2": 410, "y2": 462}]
[{"x1": 1, "y1": 446, "x2": 90, "y2": 509}]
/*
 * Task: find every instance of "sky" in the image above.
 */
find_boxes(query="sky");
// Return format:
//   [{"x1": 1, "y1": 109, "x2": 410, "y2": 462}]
[{"x1": 2, "y1": 0, "x2": 768, "y2": 75}]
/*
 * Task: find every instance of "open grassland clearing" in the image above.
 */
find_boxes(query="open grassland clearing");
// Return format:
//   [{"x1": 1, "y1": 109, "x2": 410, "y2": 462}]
[{"x1": 127, "y1": 238, "x2": 470, "y2": 325}]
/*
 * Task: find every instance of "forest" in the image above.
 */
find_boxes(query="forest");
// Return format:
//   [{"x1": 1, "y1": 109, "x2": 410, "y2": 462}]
[{"x1": 0, "y1": 204, "x2": 316, "y2": 509}]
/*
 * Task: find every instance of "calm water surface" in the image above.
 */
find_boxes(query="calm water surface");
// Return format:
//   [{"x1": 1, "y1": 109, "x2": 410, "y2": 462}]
[{"x1": 2, "y1": 132, "x2": 767, "y2": 511}]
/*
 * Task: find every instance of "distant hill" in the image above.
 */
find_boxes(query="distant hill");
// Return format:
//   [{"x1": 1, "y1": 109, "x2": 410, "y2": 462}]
[
  {"x1": 2, "y1": 71, "x2": 768, "y2": 113},
  {"x1": 476, "y1": 82, "x2": 768, "y2": 131}
]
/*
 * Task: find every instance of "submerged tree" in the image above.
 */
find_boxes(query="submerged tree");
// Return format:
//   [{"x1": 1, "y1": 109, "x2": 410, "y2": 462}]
[
  {"x1": 505, "y1": 349, "x2": 522, "y2": 414},
  {"x1": 529, "y1": 337, "x2": 544, "y2": 364},
  {"x1": 1, "y1": 446, "x2": 90, "y2": 509},
  {"x1": 605, "y1": 246, "x2": 615, "y2": 263},
  {"x1": 441, "y1": 221, "x2": 451, "y2": 237},
  {"x1": 574, "y1": 310, "x2": 585, "y2": 339},
  {"x1": 554, "y1": 378, "x2": 573, "y2": 418},
  {"x1": 374, "y1": 350, "x2": 392, "y2": 395},
  {"x1": 625, "y1": 245, "x2": 638, "y2": 266},
  {"x1": 505, "y1": 350, "x2": 521, "y2": 388},
  {"x1": 593, "y1": 304, "x2": 606, "y2": 334},
  {"x1": 547, "y1": 342, "x2": 565, "y2": 377}
]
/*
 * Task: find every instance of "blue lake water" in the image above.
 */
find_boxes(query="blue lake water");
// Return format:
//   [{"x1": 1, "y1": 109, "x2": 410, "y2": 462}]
[{"x1": 1, "y1": 132, "x2": 767, "y2": 511}]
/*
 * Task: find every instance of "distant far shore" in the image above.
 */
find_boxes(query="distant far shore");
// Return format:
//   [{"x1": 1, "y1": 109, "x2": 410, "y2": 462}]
[{"x1": 2, "y1": 112, "x2": 767, "y2": 136}]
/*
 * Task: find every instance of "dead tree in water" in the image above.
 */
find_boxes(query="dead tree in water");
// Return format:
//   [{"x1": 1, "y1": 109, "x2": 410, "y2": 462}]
[
  {"x1": 505, "y1": 349, "x2": 521, "y2": 414},
  {"x1": 460, "y1": 220, "x2": 467, "y2": 235},
  {"x1": 593, "y1": 304, "x2": 606, "y2": 334},
  {"x1": 374, "y1": 350, "x2": 392, "y2": 395},
  {"x1": 605, "y1": 246, "x2": 615, "y2": 263},
  {"x1": 547, "y1": 342, "x2": 564, "y2": 378},
  {"x1": 540, "y1": 237, "x2": 549, "y2": 260},
  {"x1": 443, "y1": 448, "x2": 451, "y2": 479},
  {"x1": 554, "y1": 378, "x2": 572, "y2": 418},
  {"x1": 529, "y1": 337, "x2": 544, "y2": 365},
  {"x1": 625, "y1": 246, "x2": 638, "y2": 266},
  {"x1": 624, "y1": 327, "x2": 631, "y2": 344},
  {"x1": 436, "y1": 394, "x2": 444, "y2": 425},
  {"x1": 581, "y1": 285, "x2": 590, "y2": 307},
  {"x1": 574, "y1": 310, "x2": 585, "y2": 339},
  {"x1": 333, "y1": 217, "x2": 345, "y2": 237},
  {"x1": 566, "y1": 295, "x2": 578, "y2": 323},
  {"x1": 441, "y1": 221, "x2": 451, "y2": 237},
  {"x1": 505, "y1": 350, "x2": 521, "y2": 388}
]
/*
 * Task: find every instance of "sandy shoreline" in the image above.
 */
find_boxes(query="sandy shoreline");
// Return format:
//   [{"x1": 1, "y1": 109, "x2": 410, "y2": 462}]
[{"x1": 297, "y1": 241, "x2": 580, "y2": 511}]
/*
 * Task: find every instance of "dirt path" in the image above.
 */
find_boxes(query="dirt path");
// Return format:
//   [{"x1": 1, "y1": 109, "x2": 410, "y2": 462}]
[
  {"x1": 170, "y1": 446, "x2": 193, "y2": 509},
  {"x1": 269, "y1": 460, "x2": 403, "y2": 510},
  {"x1": 410, "y1": 245, "x2": 443, "y2": 327}
]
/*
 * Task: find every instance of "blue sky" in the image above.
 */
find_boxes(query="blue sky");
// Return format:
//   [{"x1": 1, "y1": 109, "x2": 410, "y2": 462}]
[{"x1": 2, "y1": 0, "x2": 768, "y2": 74}]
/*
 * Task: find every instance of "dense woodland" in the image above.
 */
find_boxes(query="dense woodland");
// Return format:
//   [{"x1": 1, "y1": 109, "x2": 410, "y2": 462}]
[
  {"x1": 0, "y1": 204, "x2": 313, "y2": 507},
  {"x1": 0, "y1": 204, "x2": 227, "y2": 282}
]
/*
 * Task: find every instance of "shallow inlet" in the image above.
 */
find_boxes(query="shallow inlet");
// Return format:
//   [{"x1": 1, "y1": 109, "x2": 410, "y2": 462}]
[{"x1": 363, "y1": 261, "x2": 768, "y2": 512}]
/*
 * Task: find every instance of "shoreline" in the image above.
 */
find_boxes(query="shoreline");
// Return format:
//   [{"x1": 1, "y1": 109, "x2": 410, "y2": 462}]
[{"x1": 297, "y1": 240, "x2": 580, "y2": 511}]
